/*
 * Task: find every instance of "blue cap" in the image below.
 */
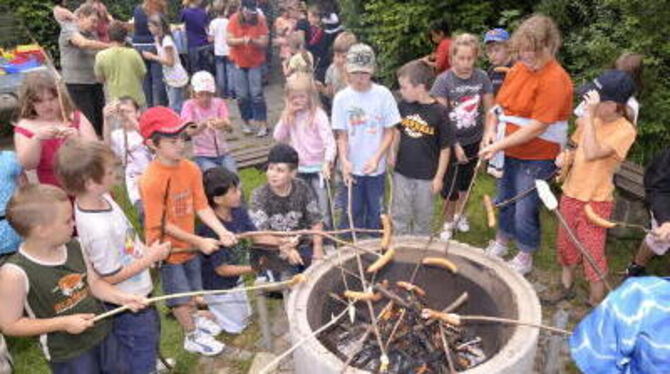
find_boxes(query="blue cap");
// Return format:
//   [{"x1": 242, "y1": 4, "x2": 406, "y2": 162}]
[{"x1": 484, "y1": 28, "x2": 510, "y2": 44}]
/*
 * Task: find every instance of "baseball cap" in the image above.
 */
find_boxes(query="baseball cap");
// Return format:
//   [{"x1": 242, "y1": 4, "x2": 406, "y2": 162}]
[
  {"x1": 191, "y1": 71, "x2": 216, "y2": 93},
  {"x1": 579, "y1": 70, "x2": 636, "y2": 104},
  {"x1": 267, "y1": 144, "x2": 299, "y2": 166},
  {"x1": 346, "y1": 43, "x2": 375, "y2": 74},
  {"x1": 484, "y1": 28, "x2": 510, "y2": 44},
  {"x1": 139, "y1": 106, "x2": 190, "y2": 139},
  {"x1": 241, "y1": 0, "x2": 258, "y2": 13}
]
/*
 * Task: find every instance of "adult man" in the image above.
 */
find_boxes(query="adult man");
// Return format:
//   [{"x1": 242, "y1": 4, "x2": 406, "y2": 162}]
[
  {"x1": 227, "y1": 0, "x2": 270, "y2": 137},
  {"x1": 59, "y1": 4, "x2": 110, "y2": 135}
]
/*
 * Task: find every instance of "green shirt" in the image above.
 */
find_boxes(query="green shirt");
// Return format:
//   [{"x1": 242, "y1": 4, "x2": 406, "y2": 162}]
[
  {"x1": 94, "y1": 46, "x2": 147, "y2": 106},
  {"x1": 4, "y1": 240, "x2": 111, "y2": 362}
]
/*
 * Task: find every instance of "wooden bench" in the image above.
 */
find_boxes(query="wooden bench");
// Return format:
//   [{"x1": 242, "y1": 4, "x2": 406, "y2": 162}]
[{"x1": 611, "y1": 160, "x2": 649, "y2": 238}]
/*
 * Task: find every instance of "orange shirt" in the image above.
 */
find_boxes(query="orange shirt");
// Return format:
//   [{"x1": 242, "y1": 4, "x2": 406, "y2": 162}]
[
  {"x1": 227, "y1": 12, "x2": 269, "y2": 69},
  {"x1": 496, "y1": 59, "x2": 573, "y2": 160},
  {"x1": 562, "y1": 117, "x2": 636, "y2": 202},
  {"x1": 434, "y1": 38, "x2": 451, "y2": 73},
  {"x1": 139, "y1": 159, "x2": 208, "y2": 264}
]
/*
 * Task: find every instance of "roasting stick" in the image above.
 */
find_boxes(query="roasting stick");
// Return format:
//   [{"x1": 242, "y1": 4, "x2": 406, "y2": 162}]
[
  {"x1": 438, "y1": 322, "x2": 457, "y2": 374},
  {"x1": 583, "y1": 204, "x2": 651, "y2": 233},
  {"x1": 325, "y1": 177, "x2": 353, "y2": 293}
]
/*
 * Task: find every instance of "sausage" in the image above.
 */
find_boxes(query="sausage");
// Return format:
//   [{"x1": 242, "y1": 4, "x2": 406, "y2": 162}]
[
  {"x1": 420, "y1": 308, "x2": 462, "y2": 326},
  {"x1": 343, "y1": 290, "x2": 382, "y2": 302},
  {"x1": 483, "y1": 194, "x2": 496, "y2": 228},
  {"x1": 380, "y1": 214, "x2": 393, "y2": 250},
  {"x1": 366, "y1": 247, "x2": 396, "y2": 273},
  {"x1": 396, "y1": 281, "x2": 426, "y2": 297},
  {"x1": 289, "y1": 274, "x2": 307, "y2": 286},
  {"x1": 422, "y1": 257, "x2": 458, "y2": 274},
  {"x1": 584, "y1": 204, "x2": 616, "y2": 229}
]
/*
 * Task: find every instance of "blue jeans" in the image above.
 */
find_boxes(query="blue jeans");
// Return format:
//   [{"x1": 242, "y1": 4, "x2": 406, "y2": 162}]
[
  {"x1": 161, "y1": 256, "x2": 203, "y2": 307},
  {"x1": 215, "y1": 55, "x2": 235, "y2": 98},
  {"x1": 134, "y1": 44, "x2": 168, "y2": 107},
  {"x1": 50, "y1": 333, "x2": 126, "y2": 374},
  {"x1": 497, "y1": 157, "x2": 556, "y2": 253},
  {"x1": 166, "y1": 85, "x2": 184, "y2": 114},
  {"x1": 339, "y1": 174, "x2": 385, "y2": 233},
  {"x1": 233, "y1": 65, "x2": 267, "y2": 122},
  {"x1": 194, "y1": 154, "x2": 238, "y2": 173},
  {"x1": 106, "y1": 305, "x2": 159, "y2": 374}
]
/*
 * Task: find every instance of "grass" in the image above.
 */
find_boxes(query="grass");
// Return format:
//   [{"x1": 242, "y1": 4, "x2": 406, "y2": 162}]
[{"x1": 7, "y1": 167, "x2": 670, "y2": 373}]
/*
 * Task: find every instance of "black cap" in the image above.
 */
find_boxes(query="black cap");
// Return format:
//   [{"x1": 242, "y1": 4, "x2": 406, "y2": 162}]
[
  {"x1": 268, "y1": 144, "x2": 299, "y2": 166},
  {"x1": 241, "y1": 0, "x2": 258, "y2": 12},
  {"x1": 579, "y1": 70, "x2": 636, "y2": 104}
]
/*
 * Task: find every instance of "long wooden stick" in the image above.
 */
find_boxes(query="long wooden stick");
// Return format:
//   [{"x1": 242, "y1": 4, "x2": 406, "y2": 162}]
[{"x1": 458, "y1": 315, "x2": 572, "y2": 336}]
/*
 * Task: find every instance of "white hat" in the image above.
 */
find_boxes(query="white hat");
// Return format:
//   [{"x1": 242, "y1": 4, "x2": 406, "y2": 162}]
[{"x1": 191, "y1": 71, "x2": 216, "y2": 93}]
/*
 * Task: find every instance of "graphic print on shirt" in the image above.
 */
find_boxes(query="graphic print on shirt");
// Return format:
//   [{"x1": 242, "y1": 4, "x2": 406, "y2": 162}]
[
  {"x1": 52, "y1": 273, "x2": 89, "y2": 313},
  {"x1": 449, "y1": 94, "x2": 481, "y2": 131},
  {"x1": 121, "y1": 226, "x2": 145, "y2": 284},
  {"x1": 172, "y1": 190, "x2": 194, "y2": 218},
  {"x1": 400, "y1": 114, "x2": 436, "y2": 138},
  {"x1": 346, "y1": 107, "x2": 383, "y2": 137}
]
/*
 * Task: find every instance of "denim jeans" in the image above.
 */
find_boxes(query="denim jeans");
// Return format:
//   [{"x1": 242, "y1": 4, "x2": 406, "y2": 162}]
[
  {"x1": 106, "y1": 305, "x2": 159, "y2": 374},
  {"x1": 497, "y1": 157, "x2": 556, "y2": 253},
  {"x1": 50, "y1": 332, "x2": 127, "y2": 374},
  {"x1": 233, "y1": 65, "x2": 267, "y2": 122},
  {"x1": 297, "y1": 172, "x2": 331, "y2": 228},
  {"x1": 215, "y1": 55, "x2": 235, "y2": 98},
  {"x1": 338, "y1": 174, "x2": 385, "y2": 234},
  {"x1": 134, "y1": 44, "x2": 168, "y2": 107},
  {"x1": 194, "y1": 154, "x2": 238, "y2": 173},
  {"x1": 166, "y1": 85, "x2": 185, "y2": 114},
  {"x1": 161, "y1": 256, "x2": 203, "y2": 307}
]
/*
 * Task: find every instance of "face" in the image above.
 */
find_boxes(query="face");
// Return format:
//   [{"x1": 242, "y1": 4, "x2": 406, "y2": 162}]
[
  {"x1": 595, "y1": 101, "x2": 618, "y2": 118},
  {"x1": 518, "y1": 46, "x2": 549, "y2": 71},
  {"x1": 195, "y1": 91, "x2": 213, "y2": 107},
  {"x1": 348, "y1": 72, "x2": 372, "y2": 92},
  {"x1": 288, "y1": 90, "x2": 309, "y2": 111},
  {"x1": 430, "y1": 30, "x2": 444, "y2": 44},
  {"x1": 242, "y1": 8, "x2": 258, "y2": 23},
  {"x1": 486, "y1": 42, "x2": 510, "y2": 66},
  {"x1": 266, "y1": 163, "x2": 295, "y2": 191},
  {"x1": 307, "y1": 11, "x2": 319, "y2": 26},
  {"x1": 118, "y1": 101, "x2": 140, "y2": 128},
  {"x1": 398, "y1": 76, "x2": 422, "y2": 103},
  {"x1": 214, "y1": 184, "x2": 243, "y2": 209},
  {"x1": 150, "y1": 133, "x2": 188, "y2": 163},
  {"x1": 41, "y1": 201, "x2": 75, "y2": 246},
  {"x1": 79, "y1": 14, "x2": 99, "y2": 32},
  {"x1": 32, "y1": 90, "x2": 61, "y2": 121},
  {"x1": 148, "y1": 22, "x2": 159, "y2": 36},
  {"x1": 87, "y1": 159, "x2": 121, "y2": 194},
  {"x1": 334, "y1": 51, "x2": 346, "y2": 67},
  {"x1": 451, "y1": 46, "x2": 476, "y2": 77}
]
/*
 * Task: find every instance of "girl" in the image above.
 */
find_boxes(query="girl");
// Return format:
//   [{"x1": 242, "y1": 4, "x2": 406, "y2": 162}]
[
  {"x1": 546, "y1": 70, "x2": 637, "y2": 306},
  {"x1": 143, "y1": 14, "x2": 189, "y2": 113},
  {"x1": 180, "y1": 0, "x2": 210, "y2": 74},
  {"x1": 283, "y1": 31, "x2": 313, "y2": 77},
  {"x1": 430, "y1": 33, "x2": 493, "y2": 241},
  {"x1": 131, "y1": 0, "x2": 169, "y2": 107},
  {"x1": 181, "y1": 71, "x2": 237, "y2": 173},
  {"x1": 14, "y1": 70, "x2": 98, "y2": 187},
  {"x1": 273, "y1": 73, "x2": 336, "y2": 226},
  {"x1": 208, "y1": 2, "x2": 235, "y2": 99},
  {"x1": 86, "y1": 0, "x2": 113, "y2": 42}
]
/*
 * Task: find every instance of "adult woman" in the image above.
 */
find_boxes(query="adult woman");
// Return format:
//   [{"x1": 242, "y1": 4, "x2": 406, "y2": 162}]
[
  {"x1": 131, "y1": 0, "x2": 169, "y2": 107},
  {"x1": 479, "y1": 15, "x2": 573, "y2": 275}
]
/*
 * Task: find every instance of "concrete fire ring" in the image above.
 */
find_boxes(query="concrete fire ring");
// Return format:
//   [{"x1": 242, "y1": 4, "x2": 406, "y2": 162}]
[{"x1": 287, "y1": 236, "x2": 542, "y2": 374}]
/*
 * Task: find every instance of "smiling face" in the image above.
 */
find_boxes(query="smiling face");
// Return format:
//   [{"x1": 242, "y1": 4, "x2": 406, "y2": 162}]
[
  {"x1": 266, "y1": 163, "x2": 295, "y2": 192},
  {"x1": 32, "y1": 90, "x2": 61, "y2": 121}
]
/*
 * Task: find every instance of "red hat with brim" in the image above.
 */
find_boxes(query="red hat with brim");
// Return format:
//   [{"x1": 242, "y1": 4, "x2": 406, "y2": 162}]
[{"x1": 139, "y1": 106, "x2": 192, "y2": 140}]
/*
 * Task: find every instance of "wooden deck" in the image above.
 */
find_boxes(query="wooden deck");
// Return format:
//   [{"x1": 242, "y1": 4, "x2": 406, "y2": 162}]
[{"x1": 227, "y1": 131, "x2": 275, "y2": 170}]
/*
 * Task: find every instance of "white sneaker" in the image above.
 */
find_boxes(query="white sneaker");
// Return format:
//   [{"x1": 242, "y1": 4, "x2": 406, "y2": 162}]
[
  {"x1": 156, "y1": 357, "x2": 176, "y2": 373},
  {"x1": 455, "y1": 215, "x2": 470, "y2": 232},
  {"x1": 507, "y1": 253, "x2": 533, "y2": 275},
  {"x1": 241, "y1": 123, "x2": 254, "y2": 134},
  {"x1": 484, "y1": 240, "x2": 508, "y2": 258},
  {"x1": 256, "y1": 127, "x2": 268, "y2": 137},
  {"x1": 439, "y1": 222, "x2": 454, "y2": 242},
  {"x1": 194, "y1": 315, "x2": 223, "y2": 336},
  {"x1": 184, "y1": 330, "x2": 225, "y2": 356}
]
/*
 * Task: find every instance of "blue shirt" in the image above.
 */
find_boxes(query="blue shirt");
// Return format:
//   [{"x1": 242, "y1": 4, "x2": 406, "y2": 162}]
[
  {"x1": 197, "y1": 208, "x2": 255, "y2": 290},
  {"x1": 180, "y1": 7, "x2": 209, "y2": 47},
  {"x1": 0, "y1": 151, "x2": 22, "y2": 254},
  {"x1": 570, "y1": 277, "x2": 670, "y2": 374}
]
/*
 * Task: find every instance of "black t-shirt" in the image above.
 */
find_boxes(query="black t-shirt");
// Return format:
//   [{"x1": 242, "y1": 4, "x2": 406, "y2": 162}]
[
  {"x1": 488, "y1": 62, "x2": 513, "y2": 97},
  {"x1": 395, "y1": 100, "x2": 455, "y2": 180}
]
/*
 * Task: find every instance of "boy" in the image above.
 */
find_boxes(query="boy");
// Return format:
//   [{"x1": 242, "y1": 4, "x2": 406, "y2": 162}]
[
  {"x1": 332, "y1": 43, "x2": 401, "y2": 233},
  {"x1": 138, "y1": 106, "x2": 237, "y2": 356},
  {"x1": 318, "y1": 31, "x2": 357, "y2": 106},
  {"x1": 249, "y1": 144, "x2": 324, "y2": 274},
  {"x1": 483, "y1": 28, "x2": 513, "y2": 97},
  {"x1": 390, "y1": 60, "x2": 454, "y2": 236},
  {"x1": 0, "y1": 184, "x2": 146, "y2": 372},
  {"x1": 56, "y1": 138, "x2": 171, "y2": 373}
]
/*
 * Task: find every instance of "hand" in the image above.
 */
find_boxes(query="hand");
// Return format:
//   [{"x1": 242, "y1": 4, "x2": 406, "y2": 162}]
[
  {"x1": 387, "y1": 152, "x2": 396, "y2": 169},
  {"x1": 481, "y1": 130, "x2": 496, "y2": 148},
  {"x1": 583, "y1": 89, "x2": 600, "y2": 117},
  {"x1": 653, "y1": 222, "x2": 670, "y2": 242},
  {"x1": 103, "y1": 101, "x2": 120, "y2": 118},
  {"x1": 478, "y1": 143, "x2": 498, "y2": 161},
  {"x1": 33, "y1": 125, "x2": 62, "y2": 141},
  {"x1": 321, "y1": 162, "x2": 332, "y2": 181},
  {"x1": 197, "y1": 237, "x2": 221, "y2": 255},
  {"x1": 141, "y1": 51, "x2": 156, "y2": 61},
  {"x1": 454, "y1": 145, "x2": 468, "y2": 164},
  {"x1": 147, "y1": 241, "x2": 171, "y2": 262},
  {"x1": 218, "y1": 230, "x2": 238, "y2": 247},
  {"x1": 362, "y1": 156, "x2": 379, "y2": 175},
  {"x1": 341, "y1": 159, "x2": 354, "y2": 186},
  {"x1": 56, "y1": 126, "x2": 78, "y2": 139},
  {"x1": 555, "y1": 149, "x2": 571, "y2": 168},
  {"x1": 60, "y1": 313, "x2": 95, "y2": 334},
  {"x1": 285, "y1": 248, "x2": 304, "y2": 266},
  {"x1": 118, "y1": 293, "x2": 149, "y2": 313},
  {"x1": 431, "y1": 177, "x2": 443, "y2": 195}
]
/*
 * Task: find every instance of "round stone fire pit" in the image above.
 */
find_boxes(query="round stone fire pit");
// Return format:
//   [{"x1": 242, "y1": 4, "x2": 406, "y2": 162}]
[{"x1": 287, "y1": 236, "x2": 541, "y2": 373}]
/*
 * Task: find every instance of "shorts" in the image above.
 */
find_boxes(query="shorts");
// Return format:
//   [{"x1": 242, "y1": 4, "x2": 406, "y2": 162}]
[
  {"x1": 160, "y1": 256, "x2": 203, "y2": 307},
  {"x1": 441, "y1": 142, "x2": 480, "y2": 201},
  {"x1": 204, "y1": 283, "x2": 251, "y2": 334},
  {"x1": 645, "y1": 216, "x2": 670, "y2": 255},
  {"x1": 557, "y1": 195, "x2": 612, "y2": 283}
]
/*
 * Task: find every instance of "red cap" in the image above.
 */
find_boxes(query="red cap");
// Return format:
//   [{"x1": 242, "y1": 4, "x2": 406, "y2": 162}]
[{"x1": 139, "y1": 106, "x2": 190, "y2": 139}]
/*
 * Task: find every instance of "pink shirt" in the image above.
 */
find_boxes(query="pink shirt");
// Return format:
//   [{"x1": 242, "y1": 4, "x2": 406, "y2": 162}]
[
  {"x1": 273, "y1": 108, "x2": 336, "y2": 170},
  {"x1": 181, "y1": 98, "x2": 230, "y2": 157}
]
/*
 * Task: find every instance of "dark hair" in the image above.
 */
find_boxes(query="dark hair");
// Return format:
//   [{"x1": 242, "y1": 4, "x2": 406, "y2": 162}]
[
  {"x1": 148, "y1": 14, "x2": 171, "y2": 37},
  {"x1": 108, "y1": 21, "x2": 128, "y2": 43},
  {"x1": 614, "y1": 53, "x2": 644, "y2": 93},
  {"x1": 429, "y1": 20, "x2": 450, "y2": 36},
  {"x1": 203, "y1": 167, "x2": 240, "y2": 206},
  {"x1": 397, "y1": 59, "x2": 436, "y2": 90},
  {"x1": 267, "y1": 144, "x2": 299, "y2": 170},
  {"x1": 149, "y1": 130, "x2": 185, "y2": 146}
]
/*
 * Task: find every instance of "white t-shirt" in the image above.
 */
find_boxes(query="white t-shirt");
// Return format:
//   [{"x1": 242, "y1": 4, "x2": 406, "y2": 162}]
[
  {"x1": 208, "y1": 17, "x2": 230, "y2": 57},
  {"x1": 110, "y1": 129, "x2": 153, "y2": 205},
  {"x1": 157, "y1": 35, "x2": 189, "y2": 88},
  {"x1": 75, "y1": 194, "x2": 153, "y2": 296}
]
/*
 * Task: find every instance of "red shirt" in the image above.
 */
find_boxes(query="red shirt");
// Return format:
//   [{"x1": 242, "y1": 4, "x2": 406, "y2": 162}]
[
  {"x1": 227, "y1": 13, "x2": 269, "y2": 69},
  {"x1": 434, "y1": 38, "x2": 451, "y2": 73}
]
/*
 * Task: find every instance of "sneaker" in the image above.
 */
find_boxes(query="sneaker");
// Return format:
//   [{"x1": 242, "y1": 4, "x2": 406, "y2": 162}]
[
  {"x1": 507, "y1": 252, "x2": 533, "y2": 275},
  {"x1": 156, "y1": 357, "x2": 176, "y2": 373},
  {"x1": 256, "y1": 127, "x2": 268, "y2": 137},
  {"x1": 540, "y1": 285, "x2": 576, "y2": 305},
  {"x1": 624, "y1": 262, "x2": 647, "y2": 277},
  {"x1": 484, "y1": 240, "x2": 508, "y2": 258},
  {"x1": 194, "y1": 315, "x2": 222, "y2": 336},
  {"x1": 184, "y1": 330, "x2": 225, "y2": 356},
  {"x1": 241, "y1": 123, "x2": 254, "y2": 135},
  {"x1": 455, "y1": 215, "x2": 470, "y2": 232},
  {"x1": 439, "y1": 222, "x2": 454, "y2": 242}
]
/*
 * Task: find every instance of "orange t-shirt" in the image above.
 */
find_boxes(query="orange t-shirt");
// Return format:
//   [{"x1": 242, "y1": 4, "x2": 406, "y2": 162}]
[
  {"x1": 139, "y1": 159, "x2": 208, "y2": 264},
  {"x1": 434, "y1": 38, "x2": 451, "y2": 73},
  {"x1": 496, "y1": 59, "x2": 573, "y2": 160},
  {"x1": 562, "y1": 117, "x2": 636, "y2": 202},
  {"x1": 227, "y1": 12, "x2": 269, "y2": 69}
]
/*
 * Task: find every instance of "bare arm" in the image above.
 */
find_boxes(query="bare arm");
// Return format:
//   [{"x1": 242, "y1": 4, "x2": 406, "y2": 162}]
[
  {"x1": 215, "y1": 264, "x2": 254, "y2": 277},
  {"x1": 76, "y1": 114, "x2": 99, "y2": 141},
  {"x1": 311, "y1": 222, "x2": 324, "y2": 259},
  {"x1": 85, "y1": 254, "x2": 146, "y2": 309},
  {"x1": 251, "y1": 34, "x2": 269, "y2": 48},
  {"x1": 69, "y1": 33, "x2": 110, "y2": 51},
  {"x1": 479, "y1": 119, "x2": 549, "y2": 160},
  {"x1": 14, "y1": 130, "x2": 43, "y2": 170},
  {"x1": 100, "y1": 242, "x2": 169, "y2": 285},
  {"x1": 362, "y1": 127, "x2": 394, "y2": 174},
  {"x1": 580, "y1": 113, "x2": 614, "y2": 161},
  {"x1": 197, "y1": 207, "x2": 237, "y2": 247}
]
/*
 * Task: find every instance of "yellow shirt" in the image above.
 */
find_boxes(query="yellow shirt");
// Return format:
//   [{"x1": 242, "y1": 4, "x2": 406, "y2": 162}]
[{"x1": 562, "y1": 116, "x2": 636, "y2": 202}]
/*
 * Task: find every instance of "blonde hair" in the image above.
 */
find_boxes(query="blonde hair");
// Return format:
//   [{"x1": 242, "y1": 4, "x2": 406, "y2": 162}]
[
  {"x1": 333, "y1": 31, "x2": 357, "y2": 54},
  {"x1": 510, "y1": 14, "x2": 561, "y2": 56},
  {"x1": 281, "y1": 72, "x2": 320, "y2": 127},
  {"x1": 6, "y1": 184, "x2": 70, "y2": 237},
  {"x1": 17, "y1": 70, "x2": 74, "y2": 122},
  {"x1": 450, "y1": 33, "x2": 480, "y2": 58},
  {"x1": 55, "y1": 139, "x2": 118, "y2": 196},
  {"x1": 143, "y1": 0, "x2": 167, "y2": 15}
]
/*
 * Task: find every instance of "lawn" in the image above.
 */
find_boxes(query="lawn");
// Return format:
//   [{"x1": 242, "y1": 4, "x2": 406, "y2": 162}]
[{"x1": 7, "y1": 167, "x2": 668, "y2": 373}]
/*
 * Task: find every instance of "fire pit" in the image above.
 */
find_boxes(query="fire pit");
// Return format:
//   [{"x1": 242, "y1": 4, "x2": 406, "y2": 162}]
[{"x1": 287, "y1": 236, "x2": 541, "y2": 373}]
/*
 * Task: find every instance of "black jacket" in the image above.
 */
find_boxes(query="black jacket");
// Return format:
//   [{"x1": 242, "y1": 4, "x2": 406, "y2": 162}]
[{"x1": 644, "y1": 148, "x2": 670, "y2": 224}]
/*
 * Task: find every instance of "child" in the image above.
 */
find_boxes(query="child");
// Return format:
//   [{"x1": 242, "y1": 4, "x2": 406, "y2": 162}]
[
  {"x1": 319, "y1": 31, "x2": 357, "y2": 101},
  {"x1": 249, "y1": 144, "x2": 324, "y2": 274},
  {"x1": 430, "y1": 33, "x2": 493, "y2": 241},
  {"x1": 274, "y1": 5, "x2": 297, "y2": 62},
  {"x1": 143, "y1": 14, "x2": 189, "y2": 113},
  {"x1": 273, "y1": 73, "x2": 336, "y2": 226},
  {"x1": 422, "y1": 20, "x2": 452, "y2": 74},
  {"x1": 209, "y1": 3, "x2": 236, "y2": 99},
  {"x1": 484, "y1": 28, "x2": 513, "y2": 97},
  {"x1": 181, "y1": 71, "x2": 237, "y2": 173},
  {"x1": 56, "y1": 139, "x2": 171, "y2": 373},
  {"x1": 180, "y1": 0, "x2": 210, "y2": 74},
  {"x1": 0, "y1": 184, "x2": 146, "y2": 372},
  {"x1": 14, "y1": 70, "x2": 98, "y2": 187},
  {"x1": 283, "y1": 31, "x2": 314, "y2": 77},
  {"x1": 391, "y1": 60, "x2": 453, "y2": 236},
  {"x1": 544, "y1": 70, "x2": 637, "y2": 306},
  {"x1": 305, "y1": 5, "x2": 329, "y2": 82},
  {"x1": 332, "y1": 43, "x2": 401, "y2": 233},
  {"x1": 0, "y1": 151, "x2": 24, "y2": 257},
  {"x1": 138, "y1": 106, "x2": 237, "y2": 356}
]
